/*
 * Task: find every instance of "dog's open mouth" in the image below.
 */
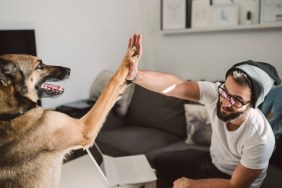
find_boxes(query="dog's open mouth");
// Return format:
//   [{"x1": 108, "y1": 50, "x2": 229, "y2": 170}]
[
  {"x1": 39, "y1": 82, "x2": 65, "y2": 98},
  {"x1": 36, "y1": 65, "x2": 70, "y2": 98}
]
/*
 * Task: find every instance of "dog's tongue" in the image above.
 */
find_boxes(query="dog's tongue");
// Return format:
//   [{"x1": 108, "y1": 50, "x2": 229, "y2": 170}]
[{"x1": 41, "y1": 83, "x2": 64, "y2": 92}]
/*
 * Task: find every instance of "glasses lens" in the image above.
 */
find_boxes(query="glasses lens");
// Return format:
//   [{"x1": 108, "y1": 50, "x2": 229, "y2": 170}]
[
  {"x1": 218, "y1": 86, "x2": 227, "y2": 98},
  {"x1": 231, "y1": 97, "x2": 243, "y2": 108},
  {"x1": 218, "y1": 84, "x2": 244, "y2": 108}
]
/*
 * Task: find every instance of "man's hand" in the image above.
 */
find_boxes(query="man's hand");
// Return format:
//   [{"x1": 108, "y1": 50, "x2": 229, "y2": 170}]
[
  {"x1": 126, "y1": 33, "x2": 142, "y2": 82},
  {"x1": 172, "y1": 163, "x2": 262, "y2": 188},
  {"x1": 173, "y1": 177, "x2": 193, "y2": 188}
]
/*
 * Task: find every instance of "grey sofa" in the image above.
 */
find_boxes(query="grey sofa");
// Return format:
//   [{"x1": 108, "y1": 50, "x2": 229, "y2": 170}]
[
  {"x1": 96, "y1": 84, "x2": 208, "y2": 161},
  {"x1": 56, "y1": 83, "x2": 282, "y2": 187},
  {"x1": 95, "y1": 84, "x2": 282, "y2": 188}
]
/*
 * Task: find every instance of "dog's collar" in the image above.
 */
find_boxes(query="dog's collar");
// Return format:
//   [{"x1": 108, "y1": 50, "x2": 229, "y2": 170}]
[{"x1": 0, "y1": 103, "x2": 38, "y2": 121}]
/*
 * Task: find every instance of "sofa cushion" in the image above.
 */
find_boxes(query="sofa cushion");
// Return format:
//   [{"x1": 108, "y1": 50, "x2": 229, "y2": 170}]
[
  {"x1": 125, "y1": 85, "x2": 189, "y2": 138},
  {"x1": 184, "y1": 104, "x2": 212, "y2": 146},
  {"x1": 96, "y1": 126, "x2": 181, "y2": 157},
  {"x1": 146, "y1": 141, "x2": 209, "y2": 166},
  {"x1": 269, "y1": 134, "x2": 282, "y2": 169},
  {"x1": 260, "y1": 85, "x2": 282, "y2": 137},
  {"x1": 261, "y1": 165, "x2": 282, "y2": 188}
]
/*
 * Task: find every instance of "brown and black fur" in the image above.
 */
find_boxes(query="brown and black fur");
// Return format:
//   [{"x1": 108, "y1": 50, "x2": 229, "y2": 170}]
[{"x1": 0, "y1": 49, "x2": 135, "y2": 188}]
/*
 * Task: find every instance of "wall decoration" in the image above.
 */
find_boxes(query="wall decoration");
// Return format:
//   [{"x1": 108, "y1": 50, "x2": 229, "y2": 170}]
[
  {"x1": 211, "y1": 4, "x2": 239, "y2": 27},
  {"x1": 233, "y1": 0, "x2": 260, "y2": 25},
  {"x1": 161, "y1": 0, "x2": 186, "y2": 30},
  {"x1": 260, "y1": 0, "x2": 282, "y2": 23},
  {"x1": 191, "y1": 0, "x2": 211, "y2": 28}
]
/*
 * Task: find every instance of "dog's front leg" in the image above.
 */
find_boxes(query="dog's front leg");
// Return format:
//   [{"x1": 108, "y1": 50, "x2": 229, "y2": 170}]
[{"x1": 80, "y1": 46, "x2": 137, "y2": 148}]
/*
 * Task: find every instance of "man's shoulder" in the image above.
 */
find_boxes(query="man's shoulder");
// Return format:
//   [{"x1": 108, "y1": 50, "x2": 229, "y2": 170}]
[
  {"x1": 198, "y1": 81, "x2": 220, "y2": 105},
  {"x1": 245, "y1": 109, "x2": 275, "y2": 143}
]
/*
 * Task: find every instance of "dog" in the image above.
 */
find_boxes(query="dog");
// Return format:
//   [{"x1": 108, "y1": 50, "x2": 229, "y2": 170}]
[{"x1": 0, "y1": 47, "x2": 136, "y2": 187}]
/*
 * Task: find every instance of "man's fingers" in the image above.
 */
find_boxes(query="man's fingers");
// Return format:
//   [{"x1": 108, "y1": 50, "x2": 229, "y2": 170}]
[
  {"x1": 128, "y1": 33, "x2": 138, "y2": 49},
  {"x1": 125, "y1": 33, "x2": 142, "y2": 81},
  {"x1": 135, "y1": 34, "x2": 142, "y2": 56},
  {"x1": 128, "y1": 37, "x2": 133, "y2": 49}
]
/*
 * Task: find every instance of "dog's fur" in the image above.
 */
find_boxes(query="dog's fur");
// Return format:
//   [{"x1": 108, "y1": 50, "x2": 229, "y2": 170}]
[{"x1": 0, "y1": 49, "x2": 135, "y2": 187}]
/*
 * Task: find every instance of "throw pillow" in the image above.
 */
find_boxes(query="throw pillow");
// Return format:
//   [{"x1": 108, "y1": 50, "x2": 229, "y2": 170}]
[
  {"x1": 184, "y1": 104, "x2": 212, "y2": 146},
  {"x1": 260, "y1": 85, "x2": 282, "y2": 138},
  {"x1": 89, "y1": 69, "x2": 135, "y2": 116}
]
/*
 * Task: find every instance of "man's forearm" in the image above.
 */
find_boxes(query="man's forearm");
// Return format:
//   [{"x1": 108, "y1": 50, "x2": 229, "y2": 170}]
[
  {"x1": 134, "y1": 70, "x2": 200, "y2": 101},
  {"x1": 192, "y1": 179, "x2": 231, "y2": 188},
  {"x1": 182, "y1": 178, "x2": 235, "y2": 188},
  {"x1": 134, "y1": 70, "x2": 184, "y2": 95}
]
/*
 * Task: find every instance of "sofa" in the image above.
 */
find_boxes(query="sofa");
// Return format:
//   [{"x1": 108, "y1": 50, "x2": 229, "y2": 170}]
[{"x1": 56, "y1": 74, "x2": 282, "y2": 188}]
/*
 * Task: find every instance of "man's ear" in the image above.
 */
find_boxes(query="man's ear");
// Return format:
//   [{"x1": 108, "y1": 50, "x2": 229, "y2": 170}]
[{"x1": 0, "y1": 57, "x2": 17, "y2": 86}]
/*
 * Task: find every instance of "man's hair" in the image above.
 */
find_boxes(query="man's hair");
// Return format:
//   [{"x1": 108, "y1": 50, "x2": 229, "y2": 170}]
[
  {"x1": 226, "y1": 68, "x2": 252, "y2": 89},
  {"x1": 226, "y1": 60, "x2": 281, "y2": 108},
  {"x1": 226, "y1": 68, "x2": 253, "y2": 106}
]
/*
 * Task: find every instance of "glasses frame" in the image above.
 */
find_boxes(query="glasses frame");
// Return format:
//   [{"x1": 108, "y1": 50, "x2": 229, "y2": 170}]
[{"x1": 218, "y1": 83, "x2": 251, "y2": 108}]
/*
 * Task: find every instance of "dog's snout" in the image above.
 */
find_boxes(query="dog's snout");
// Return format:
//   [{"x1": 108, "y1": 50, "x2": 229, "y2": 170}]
[
  {"x1": 47, "y1": 65, "x2": 71, "y2": 80},
  {"x1": 66, "y1": 67, "x2": 71, "y2": 74}
]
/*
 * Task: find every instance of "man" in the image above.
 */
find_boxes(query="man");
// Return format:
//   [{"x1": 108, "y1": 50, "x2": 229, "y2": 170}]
[{"x1": 126, "y1": 33, "x2": 281, "y2": 188}]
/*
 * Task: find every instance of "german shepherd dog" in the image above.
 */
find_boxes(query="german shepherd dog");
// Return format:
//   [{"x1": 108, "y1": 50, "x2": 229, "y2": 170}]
[{"x1": 0, "y1": 46, "x2": 136, "y2": 187}]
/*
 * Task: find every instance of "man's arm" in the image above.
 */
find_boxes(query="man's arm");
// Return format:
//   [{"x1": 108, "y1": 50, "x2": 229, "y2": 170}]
[
  {"x1": 126, "y1": 33, "x2": 200, "y2": 102},
  {"x1": 135, "y1": 70, "x2": 200, "y2": 102},
  {"x1": 173, "y1": 163, "x2": 262, "y2": 188}
]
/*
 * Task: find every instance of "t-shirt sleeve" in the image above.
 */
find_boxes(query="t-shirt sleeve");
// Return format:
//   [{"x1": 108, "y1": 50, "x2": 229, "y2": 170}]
[
  {"x1": 198, "y1": 81, "x2": 219, "y2": 106},
  {"x1": 241, "y1": 137, "x2": 275, "y2": 169}
]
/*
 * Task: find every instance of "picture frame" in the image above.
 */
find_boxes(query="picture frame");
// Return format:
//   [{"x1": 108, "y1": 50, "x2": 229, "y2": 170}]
[
  {"x1": 211, "y1": 5, "x2": 239, "y2": 27},
  {"x1": 161, "y1": 0, "x2": 186, "y2": 30},
  {"x1": 191, "y1": 0, "x2": 211, "y2": 28},
  {"x1": 233, "y1": 0, "x2": 260, "y2": 25},
  {"x1": 260, "y1": 0, "x2": 282, "y2": 23}
]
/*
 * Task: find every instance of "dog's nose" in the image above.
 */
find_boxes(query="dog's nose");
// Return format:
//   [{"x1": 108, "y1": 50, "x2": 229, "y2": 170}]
[
  {"x1": 65, "y1": 67, "x2": 71, "y2": 75},
  {"x1": 64, "y1": 67, "x2": 71, "y2": 78}
]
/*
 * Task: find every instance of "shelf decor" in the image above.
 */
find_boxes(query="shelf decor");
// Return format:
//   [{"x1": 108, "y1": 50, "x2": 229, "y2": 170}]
[
  {"x1": 191, "y1": 0, "x2": 211, "y2": 28},
  {"x1": 260, "y1": 0, "x2": 282, "y2": 23},
  {"x1": 211, "y1": 4, "x2": 239, "y2": 27},
  {"x1": 160, "y1": 0, "x2": 282, "y2": 34},
  {"x1": 161, "y1": 0, "x2": 187, "y2": 30},
  {"x1": 233, "y1": 0, "x2": 260, "y2": 25}
]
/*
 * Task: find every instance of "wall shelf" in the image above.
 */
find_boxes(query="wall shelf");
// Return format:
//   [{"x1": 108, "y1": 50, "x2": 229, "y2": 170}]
[{"x1": 162, "y1": 22, "x2": 282, "y2": 34}]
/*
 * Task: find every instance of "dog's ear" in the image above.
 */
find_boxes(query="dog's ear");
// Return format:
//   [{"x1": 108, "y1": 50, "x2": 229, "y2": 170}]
[{"x1": 0, "y1": 57, "x2": 18, "y2": 86}]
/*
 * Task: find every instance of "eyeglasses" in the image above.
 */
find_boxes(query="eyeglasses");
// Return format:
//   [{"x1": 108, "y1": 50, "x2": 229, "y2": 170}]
[{"x1": 218, "y1": 83, "x2": 251, "y2": 108}]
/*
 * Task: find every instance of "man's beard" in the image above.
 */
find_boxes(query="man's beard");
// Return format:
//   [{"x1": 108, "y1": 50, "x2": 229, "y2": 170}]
[{"x1": 216, "y1": 99, "x2": 250, "y2": 122}]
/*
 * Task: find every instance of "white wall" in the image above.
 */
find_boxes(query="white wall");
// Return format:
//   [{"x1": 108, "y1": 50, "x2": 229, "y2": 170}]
[
  {"x1": 140, "y1": 1, "x2": 282, "y2": 82},
  {"x1": 0, "y1": 0, "x2": 142, "y2": 108},
  {"x1": 1, "y1": 0, "x2": 282, "y2": 109}
]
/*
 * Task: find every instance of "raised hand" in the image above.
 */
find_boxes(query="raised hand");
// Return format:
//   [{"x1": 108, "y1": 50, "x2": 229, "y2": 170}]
[{"x1": 126, "y1": 33, "x2": 142, "y2": 82}]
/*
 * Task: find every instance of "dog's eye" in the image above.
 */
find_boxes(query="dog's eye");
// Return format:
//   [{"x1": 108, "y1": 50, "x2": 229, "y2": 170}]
[{"x1": 37, "y1": 62, "x2": 45, "y2": 70}]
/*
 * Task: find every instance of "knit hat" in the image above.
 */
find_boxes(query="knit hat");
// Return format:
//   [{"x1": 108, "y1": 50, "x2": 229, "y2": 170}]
[{"x1": 226, "y1": 60, "x2": 281, "y2": 108}]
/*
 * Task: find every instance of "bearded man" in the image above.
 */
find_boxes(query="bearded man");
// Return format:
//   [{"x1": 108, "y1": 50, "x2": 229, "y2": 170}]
[{"x1": 125, "y1": 33, "x2": 281, "y2": 188}]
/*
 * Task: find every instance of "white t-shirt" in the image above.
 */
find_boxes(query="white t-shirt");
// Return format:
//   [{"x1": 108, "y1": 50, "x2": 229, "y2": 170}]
[{"x1": 198, "y1": 81, "x2": 275, "y2": 188}]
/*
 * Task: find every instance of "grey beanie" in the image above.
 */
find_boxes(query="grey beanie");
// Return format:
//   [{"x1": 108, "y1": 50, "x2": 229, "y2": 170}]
[{"x1": 226, "y1": 60, "x2": 281, "y2": 108}]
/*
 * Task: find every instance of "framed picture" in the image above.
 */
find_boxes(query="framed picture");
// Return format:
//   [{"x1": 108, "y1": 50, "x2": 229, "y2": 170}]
[
  {"x1": 211, "y1": 5, "x2": 239, "y2": 27},
  {"x1": 260, "y1": 0, "x2": 282, "y2": 23},
  {"x1": 233, "y1": 0, "x2": 260, "y2": 25},
  {"x1": 191, "y1": 0, "x2": 211, "y2": 28},
  {"x1": 161, "y1": 0, "x2": 186, "y2": 30}
]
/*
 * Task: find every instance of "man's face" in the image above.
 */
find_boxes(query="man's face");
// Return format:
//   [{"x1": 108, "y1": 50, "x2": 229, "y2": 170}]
[{"x1": 217, "y1": 76, "x2": 252, "y2": 122}]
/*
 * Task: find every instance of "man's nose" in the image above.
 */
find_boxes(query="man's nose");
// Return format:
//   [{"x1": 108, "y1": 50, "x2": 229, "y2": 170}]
[{"x1": 222, "y1": 97, "x2": 232, "y2": 107}]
